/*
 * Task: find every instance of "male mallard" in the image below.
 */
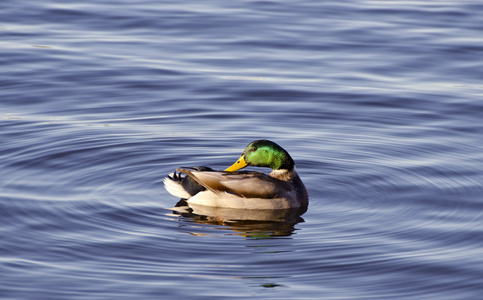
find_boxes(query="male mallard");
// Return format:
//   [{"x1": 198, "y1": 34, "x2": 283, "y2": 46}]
[{"x1": 164, "y1": 140, "x2": 308, "y2": 210}]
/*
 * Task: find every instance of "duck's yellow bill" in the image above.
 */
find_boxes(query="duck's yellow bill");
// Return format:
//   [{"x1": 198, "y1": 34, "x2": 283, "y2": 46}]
[{"x1": 225, "y1": 155, "x2": 248, "y2": 171}]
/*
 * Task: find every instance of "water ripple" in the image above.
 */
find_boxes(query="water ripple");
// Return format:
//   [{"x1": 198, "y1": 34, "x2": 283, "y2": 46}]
[{"x1": 2, "y1": 0, "x2": 483, "y2": 299}]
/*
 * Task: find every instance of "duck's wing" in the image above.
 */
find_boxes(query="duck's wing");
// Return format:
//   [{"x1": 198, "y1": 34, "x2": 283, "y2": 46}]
[{"x1": 176, "y1": 168, "x2": 292, "y2": 199}]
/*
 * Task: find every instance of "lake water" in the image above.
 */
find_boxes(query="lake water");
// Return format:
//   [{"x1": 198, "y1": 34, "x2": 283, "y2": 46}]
[{"x1": 2, "y1": 0, "x2": 483, "y2": 299}]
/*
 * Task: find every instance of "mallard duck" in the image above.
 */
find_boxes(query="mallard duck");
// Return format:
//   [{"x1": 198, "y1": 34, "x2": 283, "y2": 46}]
[{"x1": 164, "y1": 140, "x2": 308, "y2": 210}]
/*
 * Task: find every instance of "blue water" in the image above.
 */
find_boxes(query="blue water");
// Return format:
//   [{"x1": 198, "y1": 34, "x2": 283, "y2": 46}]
[{"x1": 2, "y1": 0, "x2": 483, "y2": 299}]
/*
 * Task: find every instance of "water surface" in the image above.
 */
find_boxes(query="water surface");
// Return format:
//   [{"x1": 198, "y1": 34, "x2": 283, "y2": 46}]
[{"x1": 2, "y1": 0, "x2": 483, "y2": 299}]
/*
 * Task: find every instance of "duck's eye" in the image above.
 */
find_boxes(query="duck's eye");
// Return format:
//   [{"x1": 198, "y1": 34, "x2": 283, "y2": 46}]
[{"x1": 250, "y1": 147, "x2": 257, "y2": 152}]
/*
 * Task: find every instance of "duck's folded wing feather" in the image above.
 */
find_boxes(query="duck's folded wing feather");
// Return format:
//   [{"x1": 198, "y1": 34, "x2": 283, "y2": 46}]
[{"x1": 176, "y1": 169, "x2": 292, "y2": 199}]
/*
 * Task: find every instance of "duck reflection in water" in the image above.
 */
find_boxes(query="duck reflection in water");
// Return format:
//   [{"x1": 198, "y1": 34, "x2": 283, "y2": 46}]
[{"x1": 171, "y1": 199, "x2": 305, "y2": 238}]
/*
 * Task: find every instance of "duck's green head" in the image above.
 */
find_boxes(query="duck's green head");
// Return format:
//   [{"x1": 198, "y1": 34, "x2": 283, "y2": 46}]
[{"x1": 225, "y1": 140, "x2": 295, "y2": 171}]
